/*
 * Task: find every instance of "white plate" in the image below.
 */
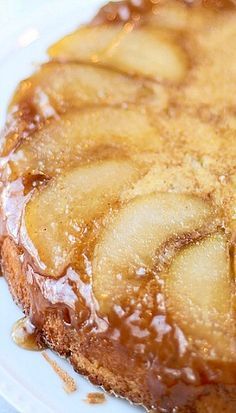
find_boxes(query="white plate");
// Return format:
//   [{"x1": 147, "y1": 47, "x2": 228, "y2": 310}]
[{"x1": 0, "y1": 1, "x2": 144, "y2": 412}]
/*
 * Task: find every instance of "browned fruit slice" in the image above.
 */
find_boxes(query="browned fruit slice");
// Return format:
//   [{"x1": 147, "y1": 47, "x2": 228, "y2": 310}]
[
  {"x1": 48, "y1": 25, "x2": 188, "y2": 82},
  {"x1": 1, "y1": 62, "x2": 164, "y2": 156},
  {"x1": 24, "y1": 160, "x2": 140, "y2": 276},
  {"x1": 164, "y1": 233, "x2": 235, "y2": 361},
  {"x1": 93, "y1": 192, "x2": 213, "y2": 313},
  {"x1": 8, "y1": 106, "x2": 161, "y2": 180}
]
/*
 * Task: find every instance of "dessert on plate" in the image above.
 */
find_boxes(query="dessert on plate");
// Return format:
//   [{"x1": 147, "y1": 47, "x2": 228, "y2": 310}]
[{"x1": 0, "y1": 0, "x2": 235, "y2": 411}]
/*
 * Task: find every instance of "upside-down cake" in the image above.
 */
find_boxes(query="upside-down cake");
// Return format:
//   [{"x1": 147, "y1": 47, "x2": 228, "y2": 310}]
[{"x1": 0, "y1": 1, "x2": 236, "y2": 411}]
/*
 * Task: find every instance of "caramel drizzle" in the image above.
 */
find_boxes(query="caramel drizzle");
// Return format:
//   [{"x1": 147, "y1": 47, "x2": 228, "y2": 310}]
[{"x1": 11, "y1": 316, "x2": 43, "y2": 351}]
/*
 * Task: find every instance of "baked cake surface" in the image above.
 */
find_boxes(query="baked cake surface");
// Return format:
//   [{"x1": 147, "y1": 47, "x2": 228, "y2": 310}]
[{"x1": 0, "y1": 1, "x2": 236, "y2": 411}]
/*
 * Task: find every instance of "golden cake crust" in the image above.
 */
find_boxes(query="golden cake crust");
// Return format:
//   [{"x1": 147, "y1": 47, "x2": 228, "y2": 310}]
[{"x1": 2, "y1": 237, "x2": 236, "y2": 413}]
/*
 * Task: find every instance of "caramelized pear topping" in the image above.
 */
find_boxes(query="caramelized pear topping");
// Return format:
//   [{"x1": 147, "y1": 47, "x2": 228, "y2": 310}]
[
  {"x1": 1, "y1": 2, "x2": 236, "y2": 410},
  {"x1": 24, "y1": 160, "x2": 140, "y2": 275},
  {"x1": 48, "y1": 25, "x2": 188, "y2": 82},
  {"x1": 1, "y1": 62, "x2": 164, "y2": 156},
  {"x1": 164, "y1": 233, "x2": 235, "y2": 361},
  {"x1": 8, "y1": 106, "x2": 161, "y2": 180},
  {"x1": 93, "y1": 192, "x2": 214, "y2": 313},
  {"x1": 12, "y1": 317, "x2": 42, "y2": 351},
  {"x1": 10, "y1": 62, "x2": 161, "y2": 114}
]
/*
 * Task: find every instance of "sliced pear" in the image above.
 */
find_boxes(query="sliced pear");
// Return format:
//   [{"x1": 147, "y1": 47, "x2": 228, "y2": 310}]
[
  {"x1": 48, "y1": 25, "x2": 117, "y2": 61},
  {"x1": 9, "y1": 107, "x2": 161, "y2": 180},
  {"x1": 93, "y1": 192, "x2": 214, "y2": 313},
  {"x1": 164, "y1": 234, "x2": 235, "y2": 361},
  {"x1": 10, "y1": 62, "x2": 160, "y2": 112},
  {"x1": 24, "y1": 160, "x2": 140, "y2": 276},
  {"x1": 2, "y1": 62, "x2": 164, "y2": 156},
  {"x1": 48, "y1": 25, "x2": 188, "y2": 82}
]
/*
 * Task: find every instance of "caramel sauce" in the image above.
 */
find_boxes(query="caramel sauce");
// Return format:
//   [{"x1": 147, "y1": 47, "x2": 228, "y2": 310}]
[
  {"x1": 11, "y1": 316, "x2": 43, "y2": 351},
  {"x1": 0, "y1": 100, "x2": 42, "y2": 157},
  {"x1": 22, "y1": 172, "x2": 50, "y2": 194},
  {"x1": 0, "y1": 0, "x2": 236, "y2": 411}
]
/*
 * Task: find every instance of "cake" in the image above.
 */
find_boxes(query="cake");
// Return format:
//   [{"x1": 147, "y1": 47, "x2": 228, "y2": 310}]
[{"x1": 0, "y1": 1, "x2": 235, "y2": 411}]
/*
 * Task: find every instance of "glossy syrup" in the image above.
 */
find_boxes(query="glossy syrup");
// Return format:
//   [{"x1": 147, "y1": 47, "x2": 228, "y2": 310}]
[{"x1": 11, "y1": 316, "x2": 43, "y2": 351}]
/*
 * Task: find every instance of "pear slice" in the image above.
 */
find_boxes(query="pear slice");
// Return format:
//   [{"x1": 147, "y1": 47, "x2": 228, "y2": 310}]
[
  {"x1": 9, "y1": 106, "x2": 161, "y2": 180},
  {"x1": 93, "y1": 192, "x2": 214, "y2": 313},
  {"x1": 10, "y1": 62, "x2": 160, "y2": 113},
  {"x1": 24, "y1": 160, "x2": 140, "y2": 276},
  {"x1": 164, "y1": 234, "x2": 235, "y2": 361},
  {"x1": 48, "y1": 25, "x2": 188, "y2": 82},
  {"x1": 2, "y1": 62, "x2": 164, "y2": 156}
]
